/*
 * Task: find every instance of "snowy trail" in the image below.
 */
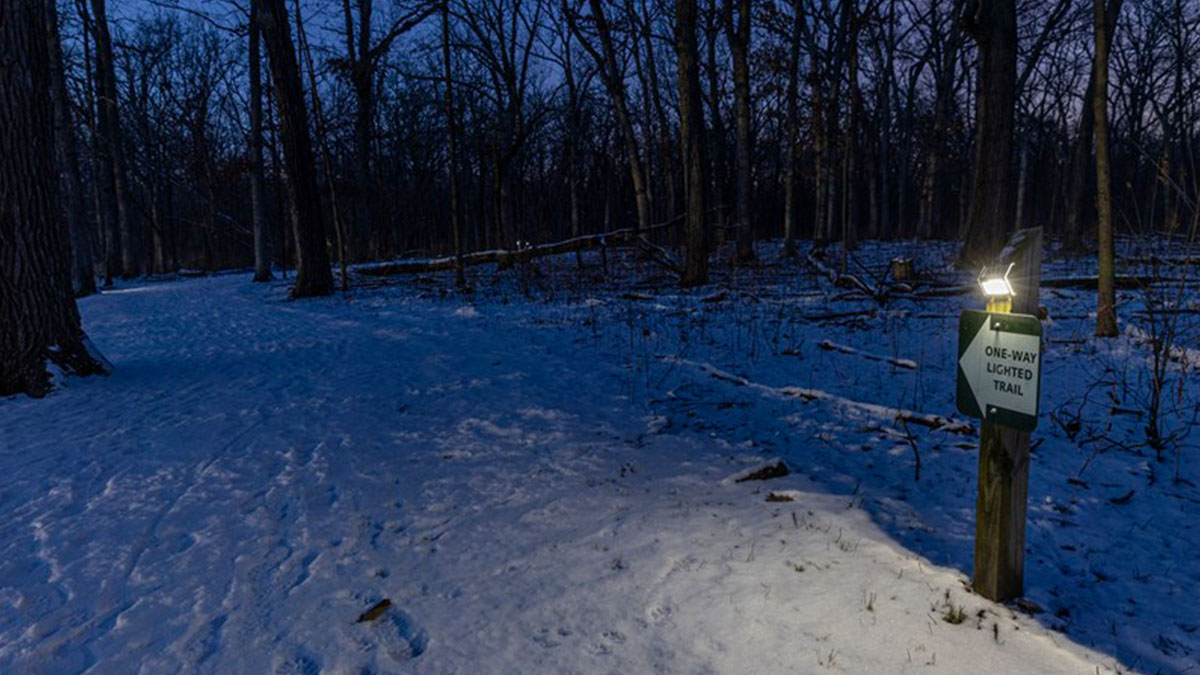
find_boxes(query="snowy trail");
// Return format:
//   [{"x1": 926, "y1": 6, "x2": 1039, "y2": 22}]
[{"x1": 1, "y1": 274, "x2": 1125, "y2": 674}]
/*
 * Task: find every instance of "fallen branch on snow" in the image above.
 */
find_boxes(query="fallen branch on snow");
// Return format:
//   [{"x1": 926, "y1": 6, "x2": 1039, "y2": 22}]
[
  {"x1": 357, "y1": 219, "x2": 680, "y2": 276},
  {"x1": 663, "y1": 357, "x2": 974, "y2": 435},
  {"x1": 818, "y1": 339, "x2": 919, "y2": 370},
  {"x1": 803, "y1": 250, "x2": 876, "y2": 298}
]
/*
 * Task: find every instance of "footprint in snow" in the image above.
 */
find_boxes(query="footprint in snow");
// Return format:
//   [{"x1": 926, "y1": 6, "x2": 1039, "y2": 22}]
[
  {"x1": 359, "y1": 605, "x2": 428, "y2": 664},
  {"x1": 273, "y1": 651, "x2": 321, "y2": 675},
  {"x1": 648, "y1": 604, "x2": 673, "y2": 626}
]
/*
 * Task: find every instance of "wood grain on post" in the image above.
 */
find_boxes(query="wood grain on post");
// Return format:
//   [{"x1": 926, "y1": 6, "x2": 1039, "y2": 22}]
[{"x1": 973, "y1": 227, "x2": 1041, "y2": 602}]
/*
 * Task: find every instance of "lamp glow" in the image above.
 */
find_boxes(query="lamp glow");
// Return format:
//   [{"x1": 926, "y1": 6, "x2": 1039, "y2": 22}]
[
  {"x1": 978, "y1": 262, "x2": 1016, "y2": 313},
  {"x1": 978, "y1": 262, "x2": 1016, "y2": 297},
  {"x1": 980, "y1": 277, "x2": 1014, "y2": 297}
]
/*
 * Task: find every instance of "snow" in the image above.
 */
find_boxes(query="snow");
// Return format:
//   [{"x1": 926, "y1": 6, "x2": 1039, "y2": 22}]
[{"x1": 1, "y1": 239, "x2": 1196, "y2": 674}]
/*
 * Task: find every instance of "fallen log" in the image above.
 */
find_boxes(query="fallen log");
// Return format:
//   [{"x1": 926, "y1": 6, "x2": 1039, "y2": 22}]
[{"x1": 357, "y1": 219, "x2": 680, "y2": 277}]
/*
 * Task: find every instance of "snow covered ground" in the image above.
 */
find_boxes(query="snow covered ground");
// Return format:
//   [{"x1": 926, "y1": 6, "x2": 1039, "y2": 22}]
[{"x1": 1, "y1": 240, "x2": 1196, "y2": 674}]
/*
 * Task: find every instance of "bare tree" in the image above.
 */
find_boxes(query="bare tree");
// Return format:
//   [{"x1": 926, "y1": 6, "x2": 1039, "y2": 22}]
[
  {"x1": 568, "y1": 0, "x2": 653, "y2": 235},
  {"x1": 257, "y1": 0, "x2": 334, "y2": 297},
  {"x1": 959, "y1": 0, "x2": 1018, "y2": 268},
  {"x1": 90, "y1": 0, "x2": 140, "y2": 278},
  {"x1": 1094, "y1": 0, "x2": 1117, "y2": 336},
  {"x1": 249, "y1": 0, "x2": 272, "y2": 281},
  {"x1": 780, "y1": 0, "x2": 805, "y2": 257},
  {"x1": 443, "y1": 0, "x2": 466, "y2": 286},
  {"x1": 677, "y1": 0, "x2": 709, "y2": 286},
  {"x1": 1063, "y1": 0, "x2": 1122, "y2": 253},
  {"x1": 331, "y1": 1, "x2": 435, "y2": 260},
  {"x1": 725, "y1": 0, "x2": 754, "y2": 262}
]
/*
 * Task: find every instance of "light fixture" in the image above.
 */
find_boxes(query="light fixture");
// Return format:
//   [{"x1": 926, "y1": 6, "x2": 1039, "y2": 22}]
[{"x1": 979, "y1": 262, "x2": 1015, "y2": 313}]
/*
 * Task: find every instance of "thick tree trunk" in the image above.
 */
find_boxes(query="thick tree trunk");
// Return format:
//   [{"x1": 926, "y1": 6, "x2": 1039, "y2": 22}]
[
  {"x1": 677, "y1": 0, "x2": 709, "y2": 286},
  {"x1": 350, "y1": 6, "x2": 376, "y2": 261},
  {"x1": 257, "y1": 0, "x2": 334, "y2": 298},
  {"x1": 249, "y1": 0, "x2": 272, "y2": 282},
  {"x1": 46, "y1": 0, "x2": 95, "y2": 297},
  {"x1": 959, "y1": 0, "x2": 1018, "y2": 269},
  {"x1": 727, "y1": 0, "x2": 755, "y2": 263},
  {"x1": 1093, "y1": 0, "x2": 1117, "y2": 337},
  {"x1": 77, "y1": 0, "x2": 117, "y2": 286},
  {"x1": 90, "y1": 0, "x2": 138, "y2": 279},
  {"x1": 1, "y1": 0, "x2": 109, "y2": 397}
]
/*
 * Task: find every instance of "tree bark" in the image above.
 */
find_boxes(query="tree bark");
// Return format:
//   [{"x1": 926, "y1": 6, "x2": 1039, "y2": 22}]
[
  {"x1": 1, "y1": 0, "x2": 109, "y2": 397},
  {"x1": 90, "y1": 0, "x2": 138, "y2": 279},
  {"x1": 677, "y1": 0, "x2": 709, "y2": 286},
  {"x1": 726, "y1": 0, "x2": 755, "y2": 262},
  {"x1": 1093, "y1": 0, "x2": 1117, "y2": 337},
  {"x1": 249, "y1": 0, "x2": 273, "y2": 282},
  {"x1": 561, "y1": 0, "x2": 583, "y2": 266},
  {"x1": 1063, "y1": 0, "x2": 1123, "y2": 252},
  {"x1": 443, "y1": 1, "x2": 465, "y2": 287},
  {"x1": 840, "y1": 0, "x2": 861, "y2": 265},
  {"x1": 958, "y1": 0, "x2": 1017, "y2": 269},
  {"x1": 781, "y1": 0, "x2": 804, "y2": 257},
  {"x1": 577, "y1": 0, "x2": 652, "y2": 235},
  {"x1": 703, "y1": 7, "x2": 729, "y2": 243},
  {"x1": 917, "y1": 0, "x2": 965, "y2": 240},
  {"x1": 257, "y1": 0, "x2": 334, "y2": 298},
  {"x1": 46, "y1": 0, "x2": 96, "y2": 296},
  {"x1": 76, "y1": 0, "x2": 116, "y2": 285}
]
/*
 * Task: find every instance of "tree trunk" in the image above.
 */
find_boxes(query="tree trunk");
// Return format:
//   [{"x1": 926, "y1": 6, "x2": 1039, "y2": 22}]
[
  {"x1": 704, "y1": 7, "x2": 729, "y2": 242},
  {"x1": 640, "y1": 12, "x2": 678, "y2": 222},
  {"x1": 77, "y1": 0, "x2": 116, "y2": 286},
  {"x1": 1093, "y1": 0, "x2": 1117, "y2": 337},
  {"x1": 295, "y1": 0, "x2": 347, "y2": 292},
  {"x1": 562, "y1": 0, "x2": 582, "y2": 266},
  {"x1": 257, "y1": 0, "x2": 334, "y2": 298},
  {"x1": 443, "y1": 2, "x2": 465, "y2": 287},
  {"x1": 841, "y1": 0, "x2": 861, "y2": 265},
  {"x1": 46, "y1": 0, "x2": 95, "y2": 297},
  {"x1": 958, "y1": 0, "x2": 1017, "y2": 269},
  {"x1": 677, "y1": 0, "x2": 709, "y2": 286},
  {"x1": 918, "y1": 0, "x2": 965, "y2": 240},
  {"x1": 781, "y1": 0, "x2": 804, "y2": 257},
  {"x1": 1, "y1": 0, "x2": 109, "y2": 397},
  {"x1": 1063, "y1": 0, "x2": 1123, "y2": 252},
  {"x1": 582, "y1": 0, "x2": 652, "y2": 235},
  {"x1": 350, "y1": 3, "x2": 376, "y2": 262},
  {"x1": 90, "y1": 0, "x2": 138, "y2": 279},
  {"x1": 249, "y1": 0, "x2": 272, "y2": 282},
  {"x1": 726, "y1": 0, "x2": 755, "y2": 262}
]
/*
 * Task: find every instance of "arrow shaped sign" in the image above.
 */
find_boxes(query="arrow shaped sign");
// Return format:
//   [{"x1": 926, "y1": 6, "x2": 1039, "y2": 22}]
[{"x1": 956, "y1": 310, "x2": 1042, "y2": 431}]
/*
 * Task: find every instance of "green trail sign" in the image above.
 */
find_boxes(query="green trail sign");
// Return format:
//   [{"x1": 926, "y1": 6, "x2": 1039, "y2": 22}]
[{"x1": 956, "y1": 310, "x2": 1042, "y2": 431}]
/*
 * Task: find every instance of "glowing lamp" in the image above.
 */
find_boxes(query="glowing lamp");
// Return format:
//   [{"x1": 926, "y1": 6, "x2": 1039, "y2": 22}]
[
  {"x1": 978, "y1": 263, "x2": 1015, "y2": 313},
  {"x1": 980, "y1": 276, "x2": 1013, "y2": 297}
]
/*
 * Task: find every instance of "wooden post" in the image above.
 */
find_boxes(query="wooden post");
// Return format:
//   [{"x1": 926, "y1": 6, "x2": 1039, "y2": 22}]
[{"x1": 974, "y1": 227, "x2": 1041, "y2": 602}]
